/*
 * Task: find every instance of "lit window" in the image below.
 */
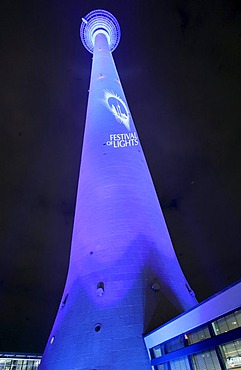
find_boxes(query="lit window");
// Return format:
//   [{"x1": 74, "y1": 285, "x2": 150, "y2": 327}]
[{"x1": 212, "y1": 309, "x2": 241, "y2": 335}]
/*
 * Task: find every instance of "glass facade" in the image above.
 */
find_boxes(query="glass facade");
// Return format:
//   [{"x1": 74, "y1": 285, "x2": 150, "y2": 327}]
[
  {"x1": 151, "y1": 307, "x2": 241, "y2": 370},
  {"x1": 0, "y1": 354, "x2": 41, "y2": 370},
  {"x1": 169, "y1": 356, "x2": 191, "y2": 370},
  {"x1": 212, "y1": 310, "x2": 241, "y2": 335},
  {"x1": 220, "y1": 340, "x2": 241, "y2": 369},
  {"x1": 152, "y1": 345, "x2": 165, "y2": 359},
  {"x1": 155, "y1": 365, "x2": 169, "y2": 370},
  {"x1": 191, "y1": 349, "x2": 222, "y2": 370},
  {"x1": 165, "y1": 336, "x2": 186, "y2": 353},
  {"x1": 186, "y1": 325, "x2": 211, "y2": 345}
]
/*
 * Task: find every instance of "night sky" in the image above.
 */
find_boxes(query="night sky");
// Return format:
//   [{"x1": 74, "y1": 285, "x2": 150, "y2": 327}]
[{"x1": 1, "y1": 0, "x2": 241, "y2": 354}]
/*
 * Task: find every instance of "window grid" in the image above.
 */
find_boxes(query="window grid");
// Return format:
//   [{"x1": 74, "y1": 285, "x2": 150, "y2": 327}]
[
  {"x1": 150, "y1": 308, "x2": 241, "y2": 370},
  {"x1": 220, "y1": 339, "x2": 241, "y2": 369},
  {"x1": 0, "y1": 359, "x2": 40, "y2": 370},
  {"x1": 213, "y1": 309, "x2": 241, "y2": 335},
  {"x1": 165, "y1": 335, "x2": 185, "y2": 354},
  {"x1": 169, "y1": 356, "x2": 191, "y2": 370},
  {"x1": 186, "y1": 325, "x2": 211, "y2": 345},
  {"x1": 191, "y1": 349, "x2": 222, "y2": 370}
]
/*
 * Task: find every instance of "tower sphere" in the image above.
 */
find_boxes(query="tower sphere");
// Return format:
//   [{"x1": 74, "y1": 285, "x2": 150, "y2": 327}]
[{"x1": 80, "y1": 9, "x2": 121, "y2": 53}]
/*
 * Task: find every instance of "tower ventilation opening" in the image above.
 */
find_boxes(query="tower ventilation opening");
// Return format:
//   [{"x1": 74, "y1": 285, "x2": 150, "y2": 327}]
[{"x1": 94, "y1": 324, "x2": 102, "y2": 332}]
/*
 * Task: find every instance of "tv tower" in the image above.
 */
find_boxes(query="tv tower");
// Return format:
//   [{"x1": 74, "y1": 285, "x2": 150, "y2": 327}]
[{"x1": 40, "y1": 9, "x2": 197, "y2": 369}]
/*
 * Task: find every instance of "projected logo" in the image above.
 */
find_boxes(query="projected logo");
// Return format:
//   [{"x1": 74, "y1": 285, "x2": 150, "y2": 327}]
[{"x1": 103, "y1": 90, "x2": 130, "y2": 131}]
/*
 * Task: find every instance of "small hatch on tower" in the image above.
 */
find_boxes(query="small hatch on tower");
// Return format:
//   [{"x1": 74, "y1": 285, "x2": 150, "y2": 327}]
[
  {"x1": 96, "y1": 282, "x2": 104, "y2": 296},
  {"x1": 61, "y1": 293, "x2": 69, "y2": 307},
  {"x1": 151, "y1": 282, "x2": 160, "y2": 292}
]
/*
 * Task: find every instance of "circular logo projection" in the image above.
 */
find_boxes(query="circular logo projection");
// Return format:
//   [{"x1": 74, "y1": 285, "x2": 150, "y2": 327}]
[{"x1": 103, "y1": 90, "x2": 130, "y2": 131}]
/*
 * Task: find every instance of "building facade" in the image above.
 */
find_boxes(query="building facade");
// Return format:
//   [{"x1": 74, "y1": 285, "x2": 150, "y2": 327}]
[
  {"x1": 144, "y1": 281, "x2": 241, "y2": 370},
  {"x1": 0, "y1": 352, "x2": 41, "y2": 370},
  {"x1": 39, "y1": 10, "x2": 197, "y2": 369}
]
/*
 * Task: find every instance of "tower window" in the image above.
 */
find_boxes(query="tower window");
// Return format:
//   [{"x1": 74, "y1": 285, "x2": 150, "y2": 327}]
[
  {"x1": 50, "y1": 336, "x2": 55, "y2": 344},
  {"x1": 96, "y1": 282, "x2": 104, "y2": 296},
  {"x1": 186, "y1": 284, "x2": 192, "y2": 293},
  {"x1": 61, "y1": 293, "x2": 69, "y2": 307},
  {"x1": 94, "y1": 324, "x2": 102, "y2": 332},
  {"x1": 151, "y1": 282, "x2": 160, "y2": 292},
  {"x1": 97, "y1": 282, "x2": 104, "y2": 290}
]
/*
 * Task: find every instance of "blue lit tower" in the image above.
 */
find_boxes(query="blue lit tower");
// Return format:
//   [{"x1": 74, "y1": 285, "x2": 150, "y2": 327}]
[{"x1": 40, "y1": 10, "x2": 198, "y2": 369}]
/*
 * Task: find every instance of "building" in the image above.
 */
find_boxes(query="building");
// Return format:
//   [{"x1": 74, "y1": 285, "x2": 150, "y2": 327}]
[
  {"x1": 144, "y1": 280, "x2": 241, "y2": 370},
  {"x1": 0, "y1": 352, "x2": 41, "y2": 370},
  {"x1": 39, "y1": 10, "x2": 197, "y2": 369}
]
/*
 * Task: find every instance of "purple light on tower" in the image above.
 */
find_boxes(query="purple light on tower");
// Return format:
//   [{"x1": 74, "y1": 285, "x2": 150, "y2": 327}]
[{"x1": 39, "y1": 10, "x2": 198, "y2": 369}]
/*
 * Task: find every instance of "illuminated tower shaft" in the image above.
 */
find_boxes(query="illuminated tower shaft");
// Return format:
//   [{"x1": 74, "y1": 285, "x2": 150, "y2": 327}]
[{"x1": 40, "y1": 10, "x2": 197, "y2": 370}]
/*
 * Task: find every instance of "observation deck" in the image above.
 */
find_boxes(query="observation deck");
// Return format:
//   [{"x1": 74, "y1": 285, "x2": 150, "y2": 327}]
[{"x1": 80, "y1": 9, "x2": 121, "y2": 53}]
